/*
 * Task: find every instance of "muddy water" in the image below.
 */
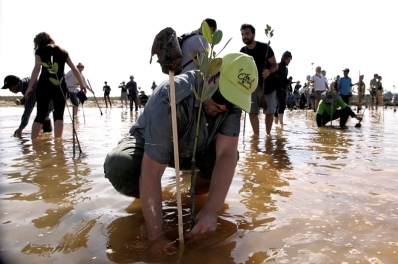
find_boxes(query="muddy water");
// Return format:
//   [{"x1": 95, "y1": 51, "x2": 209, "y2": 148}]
[{"x1": 0, "y1": 106, "x2": 397, "y2": 264}]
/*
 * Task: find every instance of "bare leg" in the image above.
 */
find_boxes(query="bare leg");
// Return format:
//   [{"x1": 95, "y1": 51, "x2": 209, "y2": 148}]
[
  {"x1": 265, "y1": 113, "x2": 273, "y2": 135},
  {"x1": 249, "y1": 113, "x2": 259, "y2": 135},
  {"x1": 104, "y1": 96, "x2": 108, "y2": 108},
  {"x1": 54, "y1": 120, "x2": 63, "y2": 138},
  {"x1": 31, "y1": 122, "x2": 43, "y2": 139},
  {"x1": 279, "y1": 113, "x2": 284, "y2": 125},
  {"x1": 73, "y1": 106, "x2": 78, "y2": 116}
]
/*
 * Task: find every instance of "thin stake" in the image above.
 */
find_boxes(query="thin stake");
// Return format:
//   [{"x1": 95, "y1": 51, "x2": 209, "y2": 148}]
[
  {"x1": 169, "y1": 70, "x2": 184, "y2": 249},
  {"x1": 243, "y1": 112, "x2": 246, "y2": 139},
  {"x1": 72, "y1": 113, "x2": 75, "y2": 155},
  {"x1": 87, "y1": 79, "x2": 103, "y2": 115},
  {"x1": 331, "y1": 89, "x2": 334, "y2": 127},
  {"x1": 81, "y1": 104, "x2": 86, "y2": 123}
]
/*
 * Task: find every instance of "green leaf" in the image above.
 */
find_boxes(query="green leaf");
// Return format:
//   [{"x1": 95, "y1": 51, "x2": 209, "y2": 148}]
[
  {"x1": 188, "y1": 53, "x2": 199, "y2": 67},
  {"x1": 203, "y1": 83, "x2": 218, "y2": 101},
  {"x1": 202, "y1": 20, "x2": 212, "y2": 44},
  {"x1": 53, "y1": 62, "x2": 59, "y2": 74},
  {"x1": 199, "y1": 54, "x2": 209, "y2": 74},
  {"x1": 212, "y1": 30, "x2": 223, "y2": 45},
  {"x1": 217, "y1": 38, "x2": 232, "y2": 57},
  {"x1": 40, "y1": 62, "x2": 50, "y2": 68},
  {"x1": 206, "y1": 58, "x2": 223, "y2": 76},
  {"x1": 50, "y1": 77, "x2": 60, "y2": 86}
]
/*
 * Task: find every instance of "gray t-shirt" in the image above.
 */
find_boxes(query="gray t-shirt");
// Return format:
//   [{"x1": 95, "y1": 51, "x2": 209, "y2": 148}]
[
  {"x1": 129, "y1": 71, "x2": 241, "y2": 164},
  {"x1": 181, "y1": 32, "x2": 209, "y2": 74}
]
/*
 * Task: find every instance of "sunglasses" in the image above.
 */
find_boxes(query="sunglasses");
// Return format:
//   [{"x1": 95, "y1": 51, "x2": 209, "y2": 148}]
[{"x1": 77, "y1": 66, "x2": 84, "y2": 68}]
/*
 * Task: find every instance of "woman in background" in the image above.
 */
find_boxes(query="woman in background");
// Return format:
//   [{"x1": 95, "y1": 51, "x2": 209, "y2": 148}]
[{"x1": 25, "y1": 32, "x2": 87, "y2": 139}]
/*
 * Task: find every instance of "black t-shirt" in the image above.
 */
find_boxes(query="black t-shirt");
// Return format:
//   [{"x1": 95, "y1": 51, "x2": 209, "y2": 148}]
[
  {"x1": 35, "y1": 45, "x2": 68, "y2": 91},
  {"x1": 240, "y1": 41, "x2": 275, "y2": 88}
]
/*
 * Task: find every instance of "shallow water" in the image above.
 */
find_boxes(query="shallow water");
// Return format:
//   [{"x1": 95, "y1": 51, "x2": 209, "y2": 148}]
[{"x1": 1, "y1": 105, "x2": 398, "y2": 264}]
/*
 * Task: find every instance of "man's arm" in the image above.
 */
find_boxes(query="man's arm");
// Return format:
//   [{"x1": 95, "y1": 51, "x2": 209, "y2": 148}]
[
  {"x1": 262, "y1": 56, "x2": 278, "y2": 79},
  {"x1": 15, "y1": 84, "x2": 37, "y2": 137},
  {"x1": 140, "y1": 152, "x2": 168, "y2": 241},
  {"x1": 186, "y1": 133, "x2": 238, "y2": 242},
  {"x1": 25, "y1": 55, "x2": 41, "y2": 100}
]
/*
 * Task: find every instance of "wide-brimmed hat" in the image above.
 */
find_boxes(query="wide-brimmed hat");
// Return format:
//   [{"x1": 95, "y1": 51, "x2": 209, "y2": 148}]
[
  {"x1": 321, "y1": 90, "x2": 340, "y2": 104},
  {"x1": 219, "y1": 53, "x2": 258, "y2": 112}
]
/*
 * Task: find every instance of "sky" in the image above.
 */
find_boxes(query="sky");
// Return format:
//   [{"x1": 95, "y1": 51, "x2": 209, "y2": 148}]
[{"x1": 1, "y1": 0, "x2": 397, "y2": 97}]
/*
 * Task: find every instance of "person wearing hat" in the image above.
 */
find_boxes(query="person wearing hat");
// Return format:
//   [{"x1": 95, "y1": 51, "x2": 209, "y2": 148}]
[
  {"x1": 125, "y1": 75, "x2": 138, "y2": 111},
  {"x1": 104, "y1": 52, "x2": 257, "y2": 250},
  {"x1": 337, "y1": 68, "x2": 354, "y2": 105},
  {"x1": 316, "y1": 89, "x2": 362, "y2": 127},
  {"x1": 369, "y1": 74, "x2": 379, "y2": 109},
  {"x1": 65, "y1": 62, "x2": 91, "y2": 116},
  {"x1": 2, "y1": 75, "x2": 53, "y2": 137},
  {"x1": 103, "y1": 81, "x2": 112, "y2": 108}
]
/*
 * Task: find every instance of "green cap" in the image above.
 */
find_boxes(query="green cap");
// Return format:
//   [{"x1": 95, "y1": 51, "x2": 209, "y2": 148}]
[{"x1": 219, "y1": 53, "x2": 258, "y2": 112}]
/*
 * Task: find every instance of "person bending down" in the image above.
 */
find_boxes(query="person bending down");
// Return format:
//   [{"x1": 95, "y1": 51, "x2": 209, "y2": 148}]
[
  {"x1": 104, "y1": 53, "x2": 257, "y2": 254},
  {"x1": 316, "y1": 90, "x2": 362, "y2": 127}
]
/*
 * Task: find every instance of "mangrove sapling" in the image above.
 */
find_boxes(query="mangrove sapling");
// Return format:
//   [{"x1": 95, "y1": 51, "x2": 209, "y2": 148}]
[
  {"x1": 261, "y1": 25, "x2": 274, "y2": 111},
  {"x1": 189, "y1": 20, "x2": 231, "y2": 229},
  {"x1": 40, "y1": 57, "x2": 82, "y2": 154}
]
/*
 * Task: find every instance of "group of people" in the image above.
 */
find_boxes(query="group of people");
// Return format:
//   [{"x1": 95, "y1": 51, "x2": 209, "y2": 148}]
[
  {"x1": 116, "y1": 76, "x2": 148, "y2": 111},
  {"x1": 2, "y1": 32, "x2": 90, "y2": 139},
  {"x1": 2, "y1": 20, "x2": 378, "y2": 254},
  {"x1": 100, "y1": 76, "x2": 150, "y2": 111}
]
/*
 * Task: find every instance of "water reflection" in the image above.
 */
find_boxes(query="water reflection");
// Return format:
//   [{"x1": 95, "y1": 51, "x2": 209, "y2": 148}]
[
  {"x1": 1, "y1": 107, "x2": 398, "y2": 263},
  {"x1": 238, "y1": 132, "x2": 292, "y2": 232}
]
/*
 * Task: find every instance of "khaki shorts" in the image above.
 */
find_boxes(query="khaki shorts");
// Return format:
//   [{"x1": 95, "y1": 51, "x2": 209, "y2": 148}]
[
  {"x1": 250, "y1": 85, "x2": 277, "y2": 115},
  {"x1": 314, "y1": 90, "x2": 324, "y2": 99},
  {"x1": 103, "y1": 135, "x2": 238, "y2": 196}
]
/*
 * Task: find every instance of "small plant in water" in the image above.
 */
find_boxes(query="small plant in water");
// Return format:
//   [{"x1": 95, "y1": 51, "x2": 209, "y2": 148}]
[
  {"x1": 40, "y1": 57, "x2": 82, "y2": 154},
  {"x1": 188, "y1": 20, "x2": 231, "y2": 229}
]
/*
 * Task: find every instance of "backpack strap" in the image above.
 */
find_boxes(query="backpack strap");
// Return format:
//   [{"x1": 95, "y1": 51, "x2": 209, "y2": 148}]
[{"x1": 180, "y1": 32, "x2": 202, "y2": 70}]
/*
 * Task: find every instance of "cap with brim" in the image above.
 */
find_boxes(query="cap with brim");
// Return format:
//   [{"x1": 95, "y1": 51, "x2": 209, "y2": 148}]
[
  {"x1": 218, "y1": 53, "x2": 258, "y2": 112},
  {"x1": 321, "y1": 90, "x2": 340, "y2": 104},
  {"x1": 343, "y1": 68, "x2": 349, "y2": 72},
  {"x1": 2, "y1": 75, "x2": 20, "y2": 89}
]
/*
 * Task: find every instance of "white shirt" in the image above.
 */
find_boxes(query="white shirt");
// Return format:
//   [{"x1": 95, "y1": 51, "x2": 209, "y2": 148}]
[
  {"x1": 65, "y1": 70, "x2": 88, "y2": 92},
  {"x1": 311, "y1": 74, "x2": 328, "y2": 91}
]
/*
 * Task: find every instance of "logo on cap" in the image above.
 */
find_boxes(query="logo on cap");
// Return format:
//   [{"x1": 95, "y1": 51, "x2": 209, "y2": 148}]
[{"x1": 238, "y1": 69, "x2": 256, "y2": 90}]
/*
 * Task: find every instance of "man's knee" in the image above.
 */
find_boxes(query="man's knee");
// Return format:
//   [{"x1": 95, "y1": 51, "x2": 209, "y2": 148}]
[{"x1": 104, "y1": 136, "x2": 144, "y2": 197}]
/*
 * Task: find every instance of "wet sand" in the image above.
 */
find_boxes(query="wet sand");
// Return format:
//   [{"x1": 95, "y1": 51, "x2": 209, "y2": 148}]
[{"x1": 0, "y1": 103, "x2": 398, "y2": 263}]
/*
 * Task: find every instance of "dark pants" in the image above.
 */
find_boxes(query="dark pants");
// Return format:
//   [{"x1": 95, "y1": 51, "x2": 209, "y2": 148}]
[
  {"x1": 341, "y1": 94, "x2": 350, "y2": 105},
  {"x1": 35, "y1": 86, "x2": 66, "y2": 123},
  {"x1": 103, "y1": 136, "x2": 232, "y2": 198},
  {"x1": 129, "y1": 94, "x2": 138, "y2": 111},
  {"x1": 300, "y1": 94, "x2": 306, "y2": 109},
  {"x1": 274, "y1": 89, "x2": 286, "y2": 116},
  {"x1": 316, "y1": 107, "x2": 353, "y2": 127}
]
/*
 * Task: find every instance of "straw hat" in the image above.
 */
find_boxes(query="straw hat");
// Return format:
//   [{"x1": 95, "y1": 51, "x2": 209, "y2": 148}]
[{"x1": 321, "y1": 90, "x2": 340, "y2": 104}]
